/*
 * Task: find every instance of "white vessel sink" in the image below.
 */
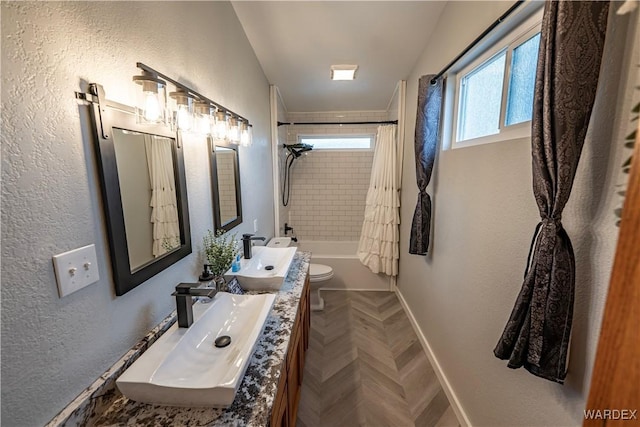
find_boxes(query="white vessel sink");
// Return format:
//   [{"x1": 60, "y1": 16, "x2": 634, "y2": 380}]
[
  {"x1": 225, "y1": 246, "x2": 297, "y2": 291},
  {"x1": 116, "y1": 292, "x2": 275, "y2": 407}
]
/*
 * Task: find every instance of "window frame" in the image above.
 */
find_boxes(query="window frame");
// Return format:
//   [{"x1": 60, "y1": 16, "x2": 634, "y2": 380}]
[
  {"x1": 447, "y1": 8, "x2": 543, "y2": 150},
  {"x1": 297, "y1": 134, "x2": 376, "y2": 152}
]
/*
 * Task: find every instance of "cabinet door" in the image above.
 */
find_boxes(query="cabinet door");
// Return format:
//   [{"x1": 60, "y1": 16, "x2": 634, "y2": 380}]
[
  {"x1": 287, "y1": 325, "x2": 302, "y2": 425},
  {"x1": 270, "y1": 363, "x2": 289, "y2": 427},
  {"x1": 270, "y1": 383, "x2": 288, "y2": 427}
]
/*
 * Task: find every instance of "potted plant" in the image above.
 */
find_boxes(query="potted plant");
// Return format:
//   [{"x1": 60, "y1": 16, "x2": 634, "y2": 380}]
[{"x1": 202, "y1": 229, "x2": 238, "y2": 289}]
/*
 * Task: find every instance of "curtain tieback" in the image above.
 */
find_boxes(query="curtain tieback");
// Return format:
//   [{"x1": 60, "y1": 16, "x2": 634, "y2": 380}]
[
  {"x1": 541, "y1": 216, "x2": 561, "y2": 225},
  {"x1": 523, "y1": 216, "x2": 562, "y2": 280},
  {"x1": 523, "y1": 215, "x2": 568, "y2": 367}
]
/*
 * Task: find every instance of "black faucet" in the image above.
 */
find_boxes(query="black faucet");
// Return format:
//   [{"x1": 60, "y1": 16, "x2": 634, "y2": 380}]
[
  {"x1": 242, "y1": 233, "x2": 265, "y2": 259},
  {"x1": 172, "y1": 283, "x2": 217, "y2": 328},
  {"x1": 284, "y1": 223, "x2": 294, "y2": 235},
  {"x1": 284, "y1": 223, "x2": 298, "y2": 242}
]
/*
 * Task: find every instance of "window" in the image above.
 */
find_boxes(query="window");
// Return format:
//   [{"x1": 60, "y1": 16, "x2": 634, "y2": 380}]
[
  {"x1": 448, "y1": 8, "x2": 542, "y2": 149},
  {"x1": 298, "y1": 135, "x2": 374, "y2": 150}
]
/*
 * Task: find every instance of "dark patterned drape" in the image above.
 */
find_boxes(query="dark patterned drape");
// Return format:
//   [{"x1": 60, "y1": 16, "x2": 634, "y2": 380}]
[
  {"x1": 494, "y1": 1, "x2": 609, "y2": 383},
  {"x1": 409, "y1": 75, "x2": 443, "y2": 255}
]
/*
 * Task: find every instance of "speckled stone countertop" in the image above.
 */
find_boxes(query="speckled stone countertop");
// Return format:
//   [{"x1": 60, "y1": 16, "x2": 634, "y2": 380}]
[{"x1": 46, "y1": 251, "x2": 311, "y2": 427}]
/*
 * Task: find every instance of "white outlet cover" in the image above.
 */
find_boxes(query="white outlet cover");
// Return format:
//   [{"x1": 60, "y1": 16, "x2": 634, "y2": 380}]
[{"x1": 52, "y1": 244, "x2": 100, "y2": 297}]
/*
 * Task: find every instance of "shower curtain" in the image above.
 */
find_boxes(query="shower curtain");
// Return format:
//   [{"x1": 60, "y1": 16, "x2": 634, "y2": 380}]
[
  {"x1": 358, "y1": 125, "x2": 401, "y2": 276},
  {"x1": 145, "y1": 135, "x2": 180, "y2": 257}
]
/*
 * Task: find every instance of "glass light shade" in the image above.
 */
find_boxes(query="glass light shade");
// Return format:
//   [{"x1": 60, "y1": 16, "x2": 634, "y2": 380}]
[
  {"x1": 194, "y1": 101, "x2": 213, "y2": 136},
  {"x1": 132, "y1": 73, "x2": 167, "y2": 125},
  {"x1": 213, "y1": 110, "x2": 229, "y2": 141},
  {"x1": 169, "y1": 89, "x2": 194, "y2": 132},
  {"x1": 228, "y1": 117, "x2": 240, "y2": 144},
  {"x1": 240, "y1": 122, "x2": 252, "y2": 147}
]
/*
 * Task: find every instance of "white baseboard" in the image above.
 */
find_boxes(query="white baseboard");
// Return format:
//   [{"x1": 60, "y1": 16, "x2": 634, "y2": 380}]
[
  {"x1": 395, "y1": 289, "x2": 472, "y2": 427},
  {"x1": 318, "y1": 287, "x2": 391, "y2": 292}
]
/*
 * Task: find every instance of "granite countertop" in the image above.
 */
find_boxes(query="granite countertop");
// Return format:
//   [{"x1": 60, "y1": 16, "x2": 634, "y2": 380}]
[{"x1": 47, "y1": 251, "x2": 311, "y2": 427}]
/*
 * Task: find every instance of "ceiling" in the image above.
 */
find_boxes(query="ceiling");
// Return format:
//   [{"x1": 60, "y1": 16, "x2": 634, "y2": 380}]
[{"x1": 232, "y1": 1, "x2": 446, "y2": 113}]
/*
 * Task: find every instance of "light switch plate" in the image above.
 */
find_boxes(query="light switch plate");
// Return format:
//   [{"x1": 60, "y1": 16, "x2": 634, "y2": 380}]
[
  {"x1": 52, "y1": 244, "x2": 100, "y2": 297},
  {"x1": 253, "y1": 219, "x2": 258, "y2": 233}
]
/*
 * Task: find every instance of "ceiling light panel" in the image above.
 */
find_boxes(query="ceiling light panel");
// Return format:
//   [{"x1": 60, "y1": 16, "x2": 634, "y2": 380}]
[{"x1": 331, "y1": 65, "x2": 358, "y2": 80}]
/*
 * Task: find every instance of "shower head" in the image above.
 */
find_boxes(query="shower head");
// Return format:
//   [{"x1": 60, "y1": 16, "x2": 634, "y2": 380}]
[{"x1": 284, "y1": 143, "x2": 313, "y2": 159}]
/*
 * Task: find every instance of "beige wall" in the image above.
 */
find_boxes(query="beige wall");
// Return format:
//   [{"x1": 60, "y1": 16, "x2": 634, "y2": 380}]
[
  {"x1": 1, "y1": 2, "x2": 273, "y2": 425},
  {"x1": 276, "y1": 91, "x2": 291, "y2": 235},
  {"x1": 397, "y1": 2, "x2": 639, "y2": 426}
]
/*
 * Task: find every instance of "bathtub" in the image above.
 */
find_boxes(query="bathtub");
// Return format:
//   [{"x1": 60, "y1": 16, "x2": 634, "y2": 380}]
[{"x1": 293, "y1": 240, "x2": 391, "y2": 292}]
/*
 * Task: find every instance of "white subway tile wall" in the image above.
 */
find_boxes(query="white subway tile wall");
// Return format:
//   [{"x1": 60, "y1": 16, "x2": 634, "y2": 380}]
[{"x1": 281, "y1": 111, "x2": 387, "y2": 241}]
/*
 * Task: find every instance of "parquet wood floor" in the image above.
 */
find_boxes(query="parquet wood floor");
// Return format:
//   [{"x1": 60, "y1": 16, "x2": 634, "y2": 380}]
[{"x1": 296, "y1": 291, "x2": 460, "y2": 427}]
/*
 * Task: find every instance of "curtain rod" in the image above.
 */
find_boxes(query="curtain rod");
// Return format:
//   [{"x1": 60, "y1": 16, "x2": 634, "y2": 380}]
[
  {"x1": 277, "y1": 120, "x2": 398, "y2": 127},
  {"x1": 430, "y1": 0, "x2": 526, "y2": 84}
]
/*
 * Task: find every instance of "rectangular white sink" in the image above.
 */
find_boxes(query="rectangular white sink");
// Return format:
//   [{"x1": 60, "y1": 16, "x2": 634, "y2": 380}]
[
  {"x1": 225, "y1": 246, "x2": 297, "y2": 291},
  {"x1": 116, "y1": 292, "x2": 275, "y2": 407}
]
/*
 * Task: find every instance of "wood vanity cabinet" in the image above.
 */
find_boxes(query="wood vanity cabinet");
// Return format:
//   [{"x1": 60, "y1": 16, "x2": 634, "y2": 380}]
[{"x1": 270, "y1": 273, "x2": 310, "y2": 427}]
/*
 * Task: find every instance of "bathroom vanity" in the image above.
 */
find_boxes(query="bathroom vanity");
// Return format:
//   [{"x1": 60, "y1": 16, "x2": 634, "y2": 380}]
[{"x1": 46, "y1": 252, "x2": 311, "y2": 427}]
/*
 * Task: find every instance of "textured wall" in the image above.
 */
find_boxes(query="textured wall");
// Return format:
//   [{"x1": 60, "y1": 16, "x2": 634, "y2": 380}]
[
  {"x1": 284, "y1": 111, "x2": 385, "y2": 241},
  {"x1": 397, "y1": 2, "x2": 638, "y2": 426},
  {"x1": 0, "y1": 2, "x2": 273, "y2": 425}
]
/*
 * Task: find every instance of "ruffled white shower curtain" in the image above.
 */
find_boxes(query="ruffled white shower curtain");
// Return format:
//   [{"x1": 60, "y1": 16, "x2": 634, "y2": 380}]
[
  {"x1": 358, "y1": 125, "x2": 401, "y2": 276},
  {"x1": 144, "y1": 135, "x2": 180, "y2": 257}
]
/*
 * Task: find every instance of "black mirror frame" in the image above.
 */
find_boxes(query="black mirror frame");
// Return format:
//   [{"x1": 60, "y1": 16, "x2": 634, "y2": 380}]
[
  {"x1": 209, "y1": 138, "x2": 242, "y2": 232},
  {"x1": 88, "y1": 100, "x2": 192, "y2": 296}
]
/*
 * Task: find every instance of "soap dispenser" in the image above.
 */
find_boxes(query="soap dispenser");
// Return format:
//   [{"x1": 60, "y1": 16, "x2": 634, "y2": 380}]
[
  {"x1": 199, "y1": 264, "x2": 214, "y2": 281},
  {"x1": 231, "y1": 246, "x2": 241, "y2": 273}
]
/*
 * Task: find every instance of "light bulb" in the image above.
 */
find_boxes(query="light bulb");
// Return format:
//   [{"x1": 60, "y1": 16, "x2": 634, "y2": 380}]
[
  {"x1": 194, "y1": 101, "x2": 212, "y2": 136},
  {"x1": 196, "y1": 114, "x2": 211, "y2": 135},
  {"x1": 133, "y1": 72, "x2": 166, "y2": 124},
  {"x1": 240, "y1": 122, "x2": 251, "y2": 147},
  {"x1": 228, "y1": 117, "x2": 240, "y2": 144},
  {"x1": 176, "y1": 104, "x2": 192, "y2": 131},
  {"x1": 143, "y1": 91, "x2": 161, "y2": 122},
  {"x1": 213, "y1": 111, "x2": 229, "y2": 141},
  {"x1": 169, "y1": 89, "x2": 195, "y2": 132}
]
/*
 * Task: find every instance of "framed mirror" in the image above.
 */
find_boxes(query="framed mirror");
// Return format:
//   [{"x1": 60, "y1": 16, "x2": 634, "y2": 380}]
[
  {"x1": 210, "y1": 140, "x2": 242, "y2": 232},
  {"x1": 89, "y1": 99, "x2": 191, "y2": 295}
]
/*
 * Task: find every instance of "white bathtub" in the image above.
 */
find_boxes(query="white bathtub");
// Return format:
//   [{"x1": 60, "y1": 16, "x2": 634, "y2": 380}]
[{"x1": 293, "y1": 240, "x2": 391, "y2": 292}]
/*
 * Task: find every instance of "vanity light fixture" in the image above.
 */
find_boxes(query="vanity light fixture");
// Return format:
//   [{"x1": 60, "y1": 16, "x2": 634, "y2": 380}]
[
  {"x1": 132, "y1": 71, "x2": 167, "y2": 124},
  {"x1": 194, "y1": 100, "x2": 213, "y2": 136},
  {"x1": 228, "y1": 117, "x2": 240, "y2": 144},
  {"x1": 131, "y1": 63, "x2": 253, "y2": 145},
  {"x1": 169, "y1": 88, "x2": 195, "y2": 131},
  {"x1": 330, "y1": 64, "x2": 358, "y2": 80},
  {"x1": 213, "y1": 110, "x2": 229, "y2": 141},
  {"x1": 240, "y1": 122, "x2": 252, "y2": 147}
]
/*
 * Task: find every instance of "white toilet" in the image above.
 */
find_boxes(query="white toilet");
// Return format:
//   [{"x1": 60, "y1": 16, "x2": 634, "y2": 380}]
[{"x1": 267, "y1": 237, "x2": 332, "y2": 311}]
